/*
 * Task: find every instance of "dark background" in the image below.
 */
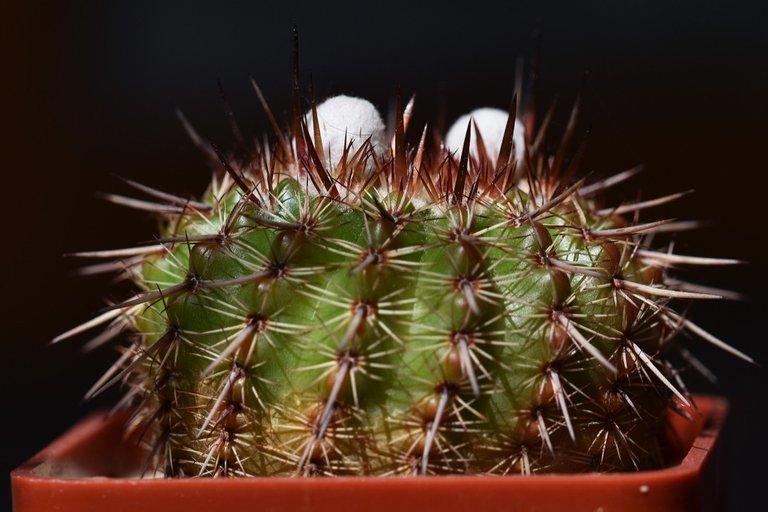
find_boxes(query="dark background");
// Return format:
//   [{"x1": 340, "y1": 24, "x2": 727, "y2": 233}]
[{"x1": 3, "y1": 1, "x2": 766, "y2": 510}]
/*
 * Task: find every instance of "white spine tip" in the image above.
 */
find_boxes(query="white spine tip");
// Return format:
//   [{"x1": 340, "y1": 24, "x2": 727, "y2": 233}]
[{"x1": 445, "y1": 107, "x2": 525, "y2": 163}]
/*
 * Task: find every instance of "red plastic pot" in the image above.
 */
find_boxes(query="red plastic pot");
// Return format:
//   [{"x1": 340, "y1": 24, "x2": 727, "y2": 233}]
[{"x1": 12, "y1": 395, "x2": 727, "y2": 512}]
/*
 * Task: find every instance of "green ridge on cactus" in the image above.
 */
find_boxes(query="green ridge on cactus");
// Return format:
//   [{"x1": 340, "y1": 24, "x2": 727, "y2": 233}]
[{"x1": 57, "y1": 86, "x2": 750, "y2": 479}]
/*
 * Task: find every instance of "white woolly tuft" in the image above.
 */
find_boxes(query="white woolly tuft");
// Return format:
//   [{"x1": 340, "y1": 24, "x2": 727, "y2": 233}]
[
  {"x1": 303, "y1": 95, "x2": 387, "y2": 172},
  {"x1": 445, "y1": 107, "x2": 525, "y2": 163}
]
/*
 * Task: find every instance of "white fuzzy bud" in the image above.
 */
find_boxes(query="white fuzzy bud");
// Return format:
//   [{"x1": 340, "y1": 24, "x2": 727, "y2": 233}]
[
  {"x1": 445, "y1": 107, "x2": 526, "y2": 164},
  {"x1": 302, "y1": 95, "x2": 386, "y2": 172}
]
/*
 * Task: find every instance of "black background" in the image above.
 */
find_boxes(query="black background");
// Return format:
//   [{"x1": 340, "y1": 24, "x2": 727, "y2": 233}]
[{"x1": 3, "y1": 1, "x2": 766, "y2": 510}]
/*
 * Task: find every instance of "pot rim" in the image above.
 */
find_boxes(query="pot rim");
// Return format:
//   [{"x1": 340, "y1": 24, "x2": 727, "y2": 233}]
[{"x1": 11, "y1": 395, "x2": 728, "y2": 512}]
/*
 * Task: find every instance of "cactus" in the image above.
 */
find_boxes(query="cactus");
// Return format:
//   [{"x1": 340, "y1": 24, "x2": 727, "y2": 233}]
[{"x1": 55, "y1": 78, "x2": 750, "y2": 479}]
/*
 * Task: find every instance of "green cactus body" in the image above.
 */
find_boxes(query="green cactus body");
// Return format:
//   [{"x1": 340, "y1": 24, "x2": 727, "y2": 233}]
[{"x1": 61, "y1": 92, "x2": 748, "y2": 479}]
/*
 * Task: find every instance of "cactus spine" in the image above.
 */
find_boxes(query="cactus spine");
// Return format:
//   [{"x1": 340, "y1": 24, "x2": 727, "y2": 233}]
[{"x1": 56, "y1": 81, "x2": 750, "y2": 478}]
